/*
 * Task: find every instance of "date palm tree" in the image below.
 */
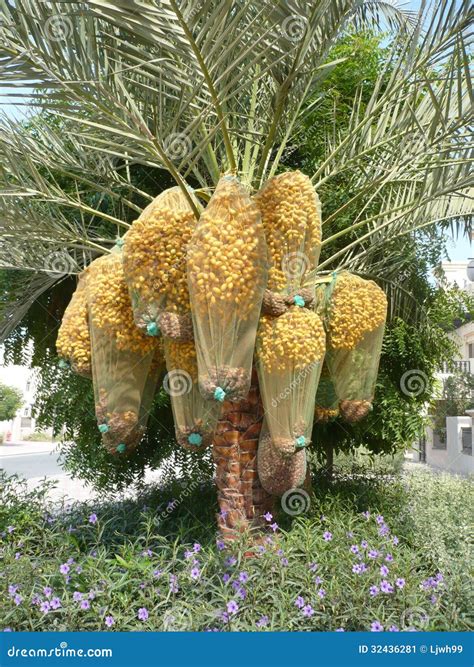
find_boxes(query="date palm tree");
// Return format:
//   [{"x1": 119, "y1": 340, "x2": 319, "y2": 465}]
[{"x1": 0, "y1": 0, "x2": 472, "y2": 536}]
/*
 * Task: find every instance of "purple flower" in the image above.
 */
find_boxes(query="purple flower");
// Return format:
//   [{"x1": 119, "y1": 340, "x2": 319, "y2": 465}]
[
  {"x1": 88, "y1": 591, "x2": 95, "y2": 600},
  {"x1": 67, "y1": 557, "x2": 75, "y2": 564},
  {"x1": 193, "y1": 543, "x2": 201, "y2": 553},
  {"x1": 281, "y1": 558, "x2": 289, "y2": 567},
  {"x1": 380, "y1": 580, "x2": 394, "y2": 594},
  {"x1": 220, "y1": 612, "x2": 229, "y2": 624},
  {"x1": 80, "y1": 600, "x2": 90, "y2": 610},
  {"x1": 256, "y1": 615, "x2": 269, "y2": 628},
  {"x1": 317, "y1": 589, "x2": 326, "y2": 599},
  {"x1": 264, "y1": 512, "x2": 273, "y2": 522},
  {"x1": 105, "y1": 615, "x2": 114, "y2": 628},
  {"x1": 3, "y1": 628, "x2": 12, "y2": 632},
  {"x1": 222, "y1": 573, "x2": 231, "y2": 584},
  {"x1": 436, "y1": 572, "x2": 444, "y2": 583},
  {"x1": 371, "y1": 621, "x2": 384, "y2": 632},
  {"x1": 8, "y1": 585, "x2": 18, "y2": 597},
  {"x1": 139, "y1": 583, "x2": 146, "y2": 590},
  {"x1": 137, "y1": 607, "x2": 148, "y2": 621},
  {"x1": 302, "y1": 604, "x2": 314, "y2": 617},
  {"x1": 73, "y1": 591, "x2": 83, "y2": 602},
  {"x1": 50, "y1": 597, "x2": 61, "y2": 610},
  {"x1": 43, "y1": 586, "x2": 52, "y2": 598},
  {"x1": 392, "y1": 536, "x2": 399, "y2": 545},
  {"x1": 7, "y1": 526, "x2": 15, "y2": 533},
  {"x1": 378, "y1": 524, "x2": 390, "y2": 537},
  {"x1": 75, "y1": 566, "x2": 83, "y2": 574},
  {"x1": 239, "y1": 572, "x2": 248, "y2": 583},
  {"x1": 395, "y1": 578, "x2": 405, "y2": 589},
  {"x1": 376, "y1": 515, "x2": 384, "y2": 525},
  {"x1": 153, "y1": 569, "x2": 162, "y2": 578},
  {"x1": 190, "y1": 567, "x2": 200, "y2": 581},
  {"x1": 430, "y1": 595, "x2": 438, "y2": 604},
  {"x1": 31, "y1": 594, "x2": 41, "y2": 606},
  {"x1": 352, "y1": 564, "x2": 363, "y2": 574},
  {"x1": 309, "y1": 562, "x2": 318, "y2": 572},
  {"x1": 369, "y1": 585, "x2": 379, "y2": 597},
  {"x1": 88, "y1": 513, "x2": 98, "y2": 524},
  {"x1": 368, "y1": 549, "x2": 379, "y2": 559},
  {"x1": 14, "y1": 552, "x2": 21, "y2": 560},
  {"x1": 362, "y1": 511, "x2": 370, "y2": 519},
  {"x1": 350, "y1": 545, "x2": 359, "y2": 554},
  {"x1": 169, "y1": 574, "x2": 179, "y2": 593},
  {"x1": 216, "y1": 540, "x2": 225, "y2": 551},
  {"x1": 184, "y1": 550, "x2": 193, "y2": 560},
  {"x1": 295, "y1": 596, "x2": 305, "y2": 609},
  {"x1": 59, "y1": 563, "x2": 70, "y2": 575},
  {"x1": 361, "y1": 540, "x2": 368, "y2": 549},
  {"x1": 346, "y1": 531, "x2": 354, "y2": 538},
  {"x1": 388, "y1": 625, "x2": 399, "y2": 632},
  {"x1": 270, "y1": 522, "x2": 279, "y2": 532},
  {"x1": 13, "y1": 594, "x2": 22, "y2": 606},
  {"x1": 314, "y1": 576, "x2": 323, "y2": 585},
  {"x1": 227, "y1": 600, "x2": 238, "y2": 615},
  {"x1": 219, "y1": 509, "x2": 228, "y2": 519},
  {"x1": 380, "y1": 565, "x2": 389, "y2": 576},
  {"x1": 336, "y1": 628, "x2": 345, "y2": 632},
  {"x1": 226, "y1": 556, "x2": 237, "y2": 567},
  {"x1": 40, "y1": 601, "x2": 50, "y2": 614},
  {"x1": 385, "y1": 553, "x2": 393, "y2": 562},
  {"x1": 237, "y1": 587, "x2": 247, "y2": 600},
  {"x1": 323, "y1": 531, "x2": 332, "y2": 542}
]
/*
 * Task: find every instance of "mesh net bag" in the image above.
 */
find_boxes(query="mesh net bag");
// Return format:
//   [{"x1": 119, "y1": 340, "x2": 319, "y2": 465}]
[
  {"x1": 123, "y1": 187, "x2": 198, "y2": 338},
  {"x1": 254, "y1": 170, "x2": 321, "y2": 310},
  {"x1": 314, "y1": 363, "x2": 340, "y2": 422},
  {"x1": 322, "y1": 272, "x2": 387, "y2": 423},
  {"x1": 163, "y1": 338, "x2": 221, "y2": 451},
  {"x1": 257, "y1": 422, "x2": 307, "y2": 496},
  {"x1": 187, "y1": 175, "x2": 267, "y2": 402},
  {"x1": 87, "y1": 249, "x2": 162, "y2": 455},
  {"x1": 56, "y1": 269, "x2": 91, "y2": 378},
  {"x1": 256, "y1": 307, "x2": 326, "y2": 455}
]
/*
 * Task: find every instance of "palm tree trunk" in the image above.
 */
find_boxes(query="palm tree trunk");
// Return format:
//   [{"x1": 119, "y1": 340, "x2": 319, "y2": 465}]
[{"x1": 213, "y1": 368, "x2": 274, "y2": 540}]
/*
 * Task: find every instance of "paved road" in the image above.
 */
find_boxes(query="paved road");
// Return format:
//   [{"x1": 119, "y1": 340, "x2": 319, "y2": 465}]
[{"x1": 1, "y1": 445, "x2": 63, "y2": 479}]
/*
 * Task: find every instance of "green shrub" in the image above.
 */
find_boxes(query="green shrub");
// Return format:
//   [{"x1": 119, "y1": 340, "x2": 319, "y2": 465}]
[
  {"x1": 0, "y1": 466, "x2": 472, "y2": 632},
  {"x1": 23, "y1": 431, "x2": 52, "y2": 442}
]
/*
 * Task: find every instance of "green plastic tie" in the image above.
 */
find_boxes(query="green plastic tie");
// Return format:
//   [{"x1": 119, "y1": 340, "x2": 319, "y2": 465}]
[
  {"x1": 116, "y1": 443, "x2": 126, "y2": 454},
  {"x1": 214, "y1": 387, "x2": 226, "y2": 402},
  {"x1": 295, "y1": 436, "x2": 306, "y2": 449},
  {"x1": 98, "y1": 424, "x2": 109, "y2": 434},
  {"x1": 294, "y1": 295, "x2": 305, "y2": 307},
  {"x1": 188, "y1": 433, "x2": 203, "y2": 446},
  {"x1": 146, "y1": 322, "x2": 159, "y2": 336}
]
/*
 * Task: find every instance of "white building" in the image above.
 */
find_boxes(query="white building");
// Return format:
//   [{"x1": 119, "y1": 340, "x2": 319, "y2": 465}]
[
  {"x1": 0, "y1": 363, "x2": 39, "y2": 441},
  {"x1": 413, "y1": 258, "x2": 473, "y2": 474}
]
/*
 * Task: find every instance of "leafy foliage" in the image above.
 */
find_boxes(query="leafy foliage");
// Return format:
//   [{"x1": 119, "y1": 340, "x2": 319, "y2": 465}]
[
  {"x1": 0, "y1": 382, "x2": 23, "y2": 421},
  {"x1": 1, "y1": 463, "x2": 472, "y2": 631}
]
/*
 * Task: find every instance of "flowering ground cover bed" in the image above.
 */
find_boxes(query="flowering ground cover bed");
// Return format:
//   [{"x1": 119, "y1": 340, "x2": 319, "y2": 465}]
[{"x1": 0, "y1": 462, "x2": 472, "y2": 632}]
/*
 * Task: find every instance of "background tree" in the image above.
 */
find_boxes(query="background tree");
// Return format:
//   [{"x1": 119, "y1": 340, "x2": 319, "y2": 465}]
[
  {"x1": 0, "y1": 1, "x2": 472, "y2": 502},
  {"x1": 0, "y1": 382, "x2": 23, "y2": 422}
]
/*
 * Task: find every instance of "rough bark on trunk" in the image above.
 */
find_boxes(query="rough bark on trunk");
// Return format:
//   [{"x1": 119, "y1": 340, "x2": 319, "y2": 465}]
[{"x1": 213, "y1": 367, "x2": 274, "y2": 541}]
